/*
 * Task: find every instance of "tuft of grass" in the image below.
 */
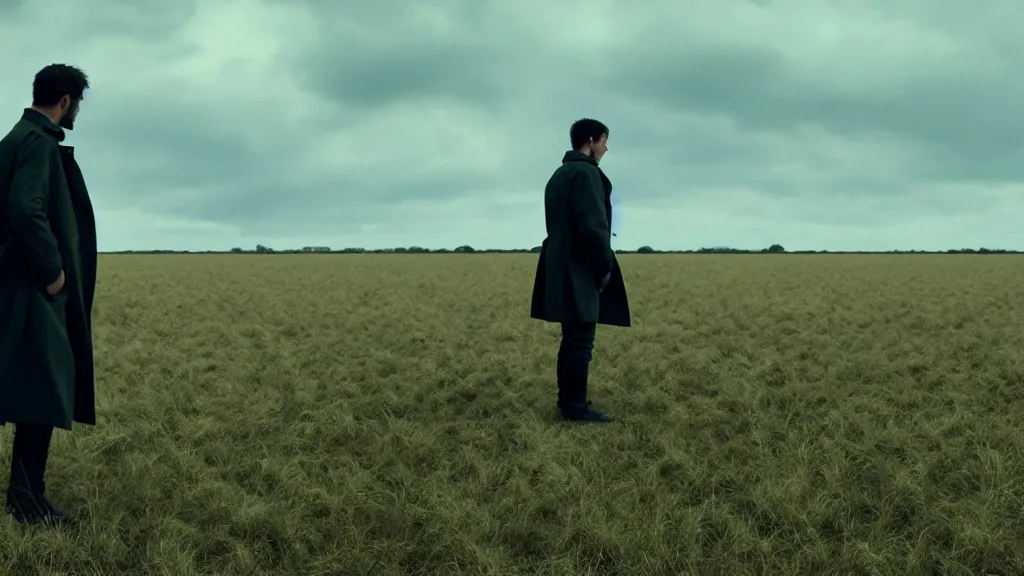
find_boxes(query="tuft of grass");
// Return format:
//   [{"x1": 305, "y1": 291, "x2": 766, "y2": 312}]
[{"x1": 2, "y1": 254, "x2": 1024, "y2": 575}]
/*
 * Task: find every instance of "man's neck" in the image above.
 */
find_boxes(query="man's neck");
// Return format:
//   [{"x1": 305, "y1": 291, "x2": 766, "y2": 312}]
[{"x1": 29, "y1": 106, "x2": 61, "y2": 125}]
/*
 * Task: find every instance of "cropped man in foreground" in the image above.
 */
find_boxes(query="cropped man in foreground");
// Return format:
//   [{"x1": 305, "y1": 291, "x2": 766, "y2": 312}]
[
  {"x1": 530, "y1": 118, "x2": 630, "y2": 423},
  {"x1": 0, "y1": 64, "x2": 98, "y2": 525}
]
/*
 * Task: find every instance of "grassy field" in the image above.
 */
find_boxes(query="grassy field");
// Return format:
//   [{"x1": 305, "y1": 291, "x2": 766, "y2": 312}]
[{"x1": 1, "y1": 254, "x2": 1024, "y2": 575}]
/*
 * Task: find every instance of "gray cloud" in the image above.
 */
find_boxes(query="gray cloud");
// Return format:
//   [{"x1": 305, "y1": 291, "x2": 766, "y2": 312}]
[
  {"x1": 297, "y1": 43, "x2": 513, "y2": 110},
  {"x1": 606, "y1": 33, "x2": 1024, "y2": 182}
]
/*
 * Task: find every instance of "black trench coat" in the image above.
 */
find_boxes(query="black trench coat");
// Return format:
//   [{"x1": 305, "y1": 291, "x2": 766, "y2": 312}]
[
  {"x1": 0, "y1": 109, "x2": 98, "y2": 430},
  {"x1": 530, "y1": 150, "x2": 630, "y2": 327}
]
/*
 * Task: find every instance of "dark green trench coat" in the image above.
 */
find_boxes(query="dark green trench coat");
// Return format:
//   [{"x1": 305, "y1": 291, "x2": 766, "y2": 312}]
[
  {"x1": 530, "y1": 150, "x2": 630, "y2": 327},
  {"x1": 0, "y1": 109, "x2": 98, "y2": 430}
]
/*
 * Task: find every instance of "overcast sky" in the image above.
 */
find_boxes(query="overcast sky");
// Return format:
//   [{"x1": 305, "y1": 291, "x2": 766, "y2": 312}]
[{"x1": 1, "y1": 0, "x2": 1021, "y2": 252}]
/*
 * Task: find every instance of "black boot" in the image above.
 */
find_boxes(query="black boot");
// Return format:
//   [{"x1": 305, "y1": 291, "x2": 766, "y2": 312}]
[
  {"x1": 6, "y1": 422, "x2": 73, "y2": 526},
  {"x1": 557, "y1": 359, "x2": 613, "y2": 422},
  {"x1": 5, "y1": 485, "x2": 74, "y2": 526},
  {"x1": 560, "y1": 402, "x2": 613, "y2": 423}
]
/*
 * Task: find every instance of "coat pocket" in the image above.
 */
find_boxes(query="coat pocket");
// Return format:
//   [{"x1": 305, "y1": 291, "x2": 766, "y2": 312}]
[
  {"x1": 42, "y1": 275, "x2": 69, "y2": 303},
  {"x1": 45, "y1": 291, "x2": 68, "y2": 309}
]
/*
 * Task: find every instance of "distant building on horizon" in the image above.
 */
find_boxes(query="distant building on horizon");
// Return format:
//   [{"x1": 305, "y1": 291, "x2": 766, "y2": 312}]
[{"x1": 301, "y1": 246, "x2": 331, "y2": 252}]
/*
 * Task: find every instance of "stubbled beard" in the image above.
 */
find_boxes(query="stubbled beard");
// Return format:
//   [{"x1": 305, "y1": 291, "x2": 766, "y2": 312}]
[{"x1": 59, "y1": 102, "x2": 79, "y2": 130}]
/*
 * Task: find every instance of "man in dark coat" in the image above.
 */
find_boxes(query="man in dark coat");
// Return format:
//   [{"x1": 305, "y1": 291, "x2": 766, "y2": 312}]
[
  {"x1": 0, "y1": 64, "x2": 97, "y2": 525},
  {"x1": 530, "y1": 118, "x2": 630, "y2": 423}
]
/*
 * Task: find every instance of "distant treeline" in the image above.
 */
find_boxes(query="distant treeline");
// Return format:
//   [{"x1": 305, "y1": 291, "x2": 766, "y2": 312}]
[{"x1": 101, "y1": 244, "x2": 1022, "y2": 255}]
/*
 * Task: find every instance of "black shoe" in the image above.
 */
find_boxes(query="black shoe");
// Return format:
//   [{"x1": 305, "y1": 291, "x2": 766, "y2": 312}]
[
  {"x1": 560, "y1": 405, "x2": 613, "y2": 423},
  {"x1": 5, "y1": 486, "x2": 74, "y2": 526}
]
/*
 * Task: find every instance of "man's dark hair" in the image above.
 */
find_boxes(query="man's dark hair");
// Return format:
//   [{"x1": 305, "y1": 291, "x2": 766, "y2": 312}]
[
  {"x1": 569, "y1": 118, "x2": 609, "y2": 150},
  {"x1": 32, "y1": 64, "x2": 89, "y2": 107}
]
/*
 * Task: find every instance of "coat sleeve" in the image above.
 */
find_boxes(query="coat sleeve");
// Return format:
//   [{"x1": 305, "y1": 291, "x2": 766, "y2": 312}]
[
  {"x1": 7, "y1": 134, "x2": 63, "y2": 288},
  {"x1": 569, "y1": 166, "x2": 614, "y2": 280}
]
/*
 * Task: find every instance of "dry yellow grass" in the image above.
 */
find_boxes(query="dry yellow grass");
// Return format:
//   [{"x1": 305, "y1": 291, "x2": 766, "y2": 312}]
[{"x1": 2, "y1": 253, "x2": 1024, "y2": 575}]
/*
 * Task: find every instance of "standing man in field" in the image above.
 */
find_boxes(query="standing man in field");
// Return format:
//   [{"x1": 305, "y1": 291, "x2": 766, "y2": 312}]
[
  {"x1": 0, "y1": 64, "x2": 98, "y2": 526},
  {"x1": 530, "y1": 118, "x2": 630, "y2": 423}
]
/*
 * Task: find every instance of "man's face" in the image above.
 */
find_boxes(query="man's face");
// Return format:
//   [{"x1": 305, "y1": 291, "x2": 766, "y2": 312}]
[
  {"x1": 591, "y1": 133, "x2": 609, "y2": 163},
  {"x1": 58, "y1": 95, "x2": 80, "y2": 130}
]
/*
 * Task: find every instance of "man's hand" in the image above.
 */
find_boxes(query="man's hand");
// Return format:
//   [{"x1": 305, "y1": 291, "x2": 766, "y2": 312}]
[
  {"x1": 45, "y1": 270, "x2": 65, "y2": 297},
  {"x1": 599, "y1": 272, "x2": 611, "y2": 293}
]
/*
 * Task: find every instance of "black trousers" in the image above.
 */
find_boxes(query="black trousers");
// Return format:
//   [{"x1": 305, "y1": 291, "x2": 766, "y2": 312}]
[
  {"x1": 557, "y1": 321, "x2": 597, "y2": 412},
  {"x1": 8, "y1": 422, "x2": 54, "y2": 494}
]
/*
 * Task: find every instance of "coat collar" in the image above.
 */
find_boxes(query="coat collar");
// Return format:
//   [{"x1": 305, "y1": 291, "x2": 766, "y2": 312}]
[
  {"x1": 561, "y1": 150, "x2": 612, "y2": 197},
  {"x1": 561, "y1": 150, "x2": 597, "y2": 166},
  {"x1": 21, "y1": 108, "x2": 66, "y2": 143}
]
